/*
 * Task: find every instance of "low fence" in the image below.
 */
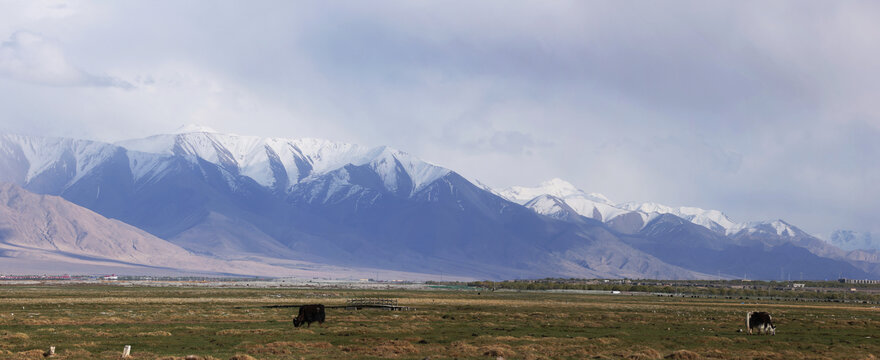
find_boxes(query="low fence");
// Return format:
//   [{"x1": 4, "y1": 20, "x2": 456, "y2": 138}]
[{"x1": 346, "y1": 298, "x2": 411, "y2": 311}]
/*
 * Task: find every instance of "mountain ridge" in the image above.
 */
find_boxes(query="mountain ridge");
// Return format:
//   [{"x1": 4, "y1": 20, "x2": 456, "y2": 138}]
[
  {"x1": 0, "y1": 129, "x2": 875, "y2": 280},
  {"x1": 498, "y1": 178, "x2": 878, "y2": 279}
]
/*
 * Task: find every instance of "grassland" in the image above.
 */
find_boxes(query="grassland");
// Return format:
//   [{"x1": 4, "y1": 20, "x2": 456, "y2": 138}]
[{"x1": 0, "y1": 284, "x2": 877, "y2": 359}]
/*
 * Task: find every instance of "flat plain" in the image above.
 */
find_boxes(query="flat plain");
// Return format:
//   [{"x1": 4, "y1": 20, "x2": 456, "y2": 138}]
[{"x1": 0, "y1": 284, "x2": 877, "y2": 359}]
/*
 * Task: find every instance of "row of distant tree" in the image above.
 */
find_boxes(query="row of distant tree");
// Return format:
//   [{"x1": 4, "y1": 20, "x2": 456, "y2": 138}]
[{"x1": 445, "y1": 279, "x2": 880, "y2": 303}]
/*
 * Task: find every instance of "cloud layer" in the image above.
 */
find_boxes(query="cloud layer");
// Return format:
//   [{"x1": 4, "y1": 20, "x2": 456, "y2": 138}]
[
  {"x1": 0, "y1": 31, "x2": 130, "y2": 88},
  {"x1": 0, "y1": 1, "x2": 878, "y2": 238}
]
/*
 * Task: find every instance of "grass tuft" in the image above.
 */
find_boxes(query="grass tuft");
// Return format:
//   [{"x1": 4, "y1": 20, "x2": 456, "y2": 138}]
[{"x1": 666, "y1": 349, "x2": 702, "y2": 359}]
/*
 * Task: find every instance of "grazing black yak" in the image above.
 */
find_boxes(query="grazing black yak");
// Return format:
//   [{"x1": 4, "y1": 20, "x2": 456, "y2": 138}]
[{"x1": 293, "y1": 304, "x2": 325, "y2": 328}]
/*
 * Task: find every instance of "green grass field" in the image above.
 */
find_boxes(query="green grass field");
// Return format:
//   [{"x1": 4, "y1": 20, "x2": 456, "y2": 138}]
[{"x1": 0, "y1": 284, "x2": 877, "y2": 359}]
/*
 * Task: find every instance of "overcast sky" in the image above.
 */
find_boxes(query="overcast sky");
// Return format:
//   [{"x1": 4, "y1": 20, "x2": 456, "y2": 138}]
[{"x1": 1, "y1": 1, "x2": 878, "y2": 237}]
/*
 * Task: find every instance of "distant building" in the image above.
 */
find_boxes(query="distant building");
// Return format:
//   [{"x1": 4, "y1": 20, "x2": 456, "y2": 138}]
[
  {"x1": 791, "y1": 283, "x2": 805, "y2": 288},
  {"x1": 102, "y1": 274, "x2": 118, "y2": 280},
  {"x1": 839, "y1": 278, "x2": 880, "y2": 285}
]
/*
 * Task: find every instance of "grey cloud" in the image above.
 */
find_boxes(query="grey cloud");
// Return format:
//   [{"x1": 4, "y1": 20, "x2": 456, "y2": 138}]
[
  {"x1": 442, "y1": 125, "x2": 550, "y2": 156},
  {"x1": 0, "y1": 31, "x2": 132, "y2": 88},
  {"x1": 485, "y1": 130, "x2": 550, "y2": 155},
  {"x1": 0, "y1": 1, "x2": 879, "y2": 238}
]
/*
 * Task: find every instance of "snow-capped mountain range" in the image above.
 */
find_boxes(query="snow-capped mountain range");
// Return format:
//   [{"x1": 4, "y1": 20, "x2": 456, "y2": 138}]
[
  {"x1": 0, "y1": 126, "x2": 876, "y2": 280},
  {"x1": 1, "y1": 126, "x2": 448, "y2": 199},
  {"x1": 496, "y1": 178, "x2": 800, "y2": 238},
  {"x1": 117, "y1": 128, "x2": 449, "y2": 196}
]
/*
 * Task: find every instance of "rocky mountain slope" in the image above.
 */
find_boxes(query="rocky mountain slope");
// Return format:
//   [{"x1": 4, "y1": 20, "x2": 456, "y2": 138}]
[
  {"x1": 0, "y1": 183, "x2": 446, "y2": 279},
  {"x1": 0, "y1": 129, "x2": 874, "y2": 280},
  {"x1": 498, "y1": 179, "x2": 878, "y2": 279},
  {"x1": 0, "y1": 183, "x2": 291, "y2": 276}
]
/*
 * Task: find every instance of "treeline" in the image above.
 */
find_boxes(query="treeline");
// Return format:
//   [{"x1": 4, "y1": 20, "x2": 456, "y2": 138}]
[{"x1": 433, "y1": 278, "x2": 880, "y2": 303}]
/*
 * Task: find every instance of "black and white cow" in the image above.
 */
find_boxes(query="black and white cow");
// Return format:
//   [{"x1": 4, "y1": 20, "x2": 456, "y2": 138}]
[
  {"x1": 746, "y1": 311, "x2": 776, "y2": 335},
  {"x1": 293, "y1": 304, "x2": 325, "y2": 328}
]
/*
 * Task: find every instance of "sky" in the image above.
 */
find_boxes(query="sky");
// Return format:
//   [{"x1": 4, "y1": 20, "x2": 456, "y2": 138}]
[{"x1": 0, "y1": 1, "x2": 878, "y2": 238}]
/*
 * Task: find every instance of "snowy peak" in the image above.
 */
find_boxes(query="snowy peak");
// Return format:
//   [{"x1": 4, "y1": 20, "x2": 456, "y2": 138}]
[
  {"x1": 524, "y1": 194, "x2": 579, "y2": 221},
  {"x1": 370, "y1": 147, "x2": 451, "y2": 193},
  {"x1": 117, "y1": 131, "x2": 450, "y2": 195},
  {"x1": 618, "y1": 202, "x2": 739, "y2": 234},
  {"x1": 498, "y1": 178, "x2": 810, "y2": 240},
  {"x1": 497, "y1": 178, "x2": 575, "y2": 203},
  {"x1": 767, "y1": 220, "x2": 801, "y2": 237},
  {"x1": 536, "y1": 178, "x2": 581, "y2": 198},
  {"x1": 1, "y1": 130, "x2": 451, "y2": 199},
  {"x1": 0, "y1": 134, "x2": 119, "y2": 185},
  {"x1": 730, "y1": 219, "x2": 804, "y2": 238},
  {"x1": 563, "y1": 196, "x2": 631, "y2": 222},
  {"x1": 497, "y1": 178, "x2": 625, "y2": 222},
  {"x1": 172, "y1": 124, "x2": 219, "y2": 134},
  {"x1": 498, "y1": 178, "x2": 612, "y2": 205},
  {"x1": 618, "y1": 203, "x2": 809, "y2": 240}
]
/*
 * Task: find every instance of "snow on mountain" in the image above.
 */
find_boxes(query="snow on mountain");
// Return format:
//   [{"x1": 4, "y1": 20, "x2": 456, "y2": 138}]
[
  {"x1": 1, "y1": 130, "x2": 874, "y2": 280},
  {"x1": 116, "y1": 127, "x2": 450, "y2": 195},
  {"x1": 126, "y1": 150, "x2": 174, "y2": 184},
  {"x1": 767, "y1": 220, "x2": 799, "y2": 237},
  {"x1": 498, "y1": 178, "x2": 627, "y2": 221},
  {"x1": 618, "y1": 202, "x2": 739, "y2": 234},
  {"x1": 497, "y1": 177, "x2": 749, "y2": 234},
  {"x1": 365, "y1": 146, "x2": 451, "y2": 193},
  {"x1": 172, "y1": 124, "x2": 219, "y2": 134},
  {"x1": 499, "y1": 178, "x2": 609, "y2": 204},
  {"x1": 1, "y1": 127, "x2": 451, "y2": 200},
  {"x1": 0, "y1": 134, "x2": 118, "y2": 185},
  {"x1": 726, "y1": 219, "x2": 803, "y2": 238},
  {"x1": 497, "y1": 178, "x2": 809, "y2": 240},
  {"x1": 615, "y1": 202, "x2": 811, "y2": 239},
  {"x1": 469, "y1": 178, "x2": 499, "y2": 194},
  {"x1": 523, "y1": 194, "x2": 579, "y2": 221},
  {"x1": 564, "y1": 196, "x2": 632, "y2": 222}
]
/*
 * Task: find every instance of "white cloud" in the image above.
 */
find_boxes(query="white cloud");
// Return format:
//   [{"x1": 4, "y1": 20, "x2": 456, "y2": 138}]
[
  {"x1": 0, "y1": 31, "x2": 130, "y2": 88},
  {"x1": 0, "y1": 1, "x2": 878, "y2": 237},
  {"x1": 22, "y1": 0, "x2": 77, "y2": 21}
]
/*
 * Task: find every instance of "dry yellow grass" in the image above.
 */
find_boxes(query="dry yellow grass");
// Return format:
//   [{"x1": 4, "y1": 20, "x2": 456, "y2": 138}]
[
  {"x1": 666, "y1": 349, "x2": 702, "y2": 359},
  {"x1": 228, "y1": 355, "x2": 257, "y2": 360},
  {"x1": 3, "y1": 349, "x2": 45, "y2": 360},
  {"x1": 136, "y1": 330, "x2": 173, "y2": 336},
  {"x1": 480, "y1": 343, "x2": 516, "y2": 358},
  {"x1": 0, "y1": 286, "x2": 877, "y2": 359},
  {"x1": 215, "y1": 328, "x2": 274, "y2": 336},
  {"x1": 245, "y1": 341, "x2": 333, "y2": 356},
  {"x1": 0, "y1": 332, "x2": 29, "y2": 341},
  {"x1": 339, "y1": 339, "x2": 418, "y2": 358},
  {"x1": 627, "y1": 347, "x2": 662, "y2": 359}
]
